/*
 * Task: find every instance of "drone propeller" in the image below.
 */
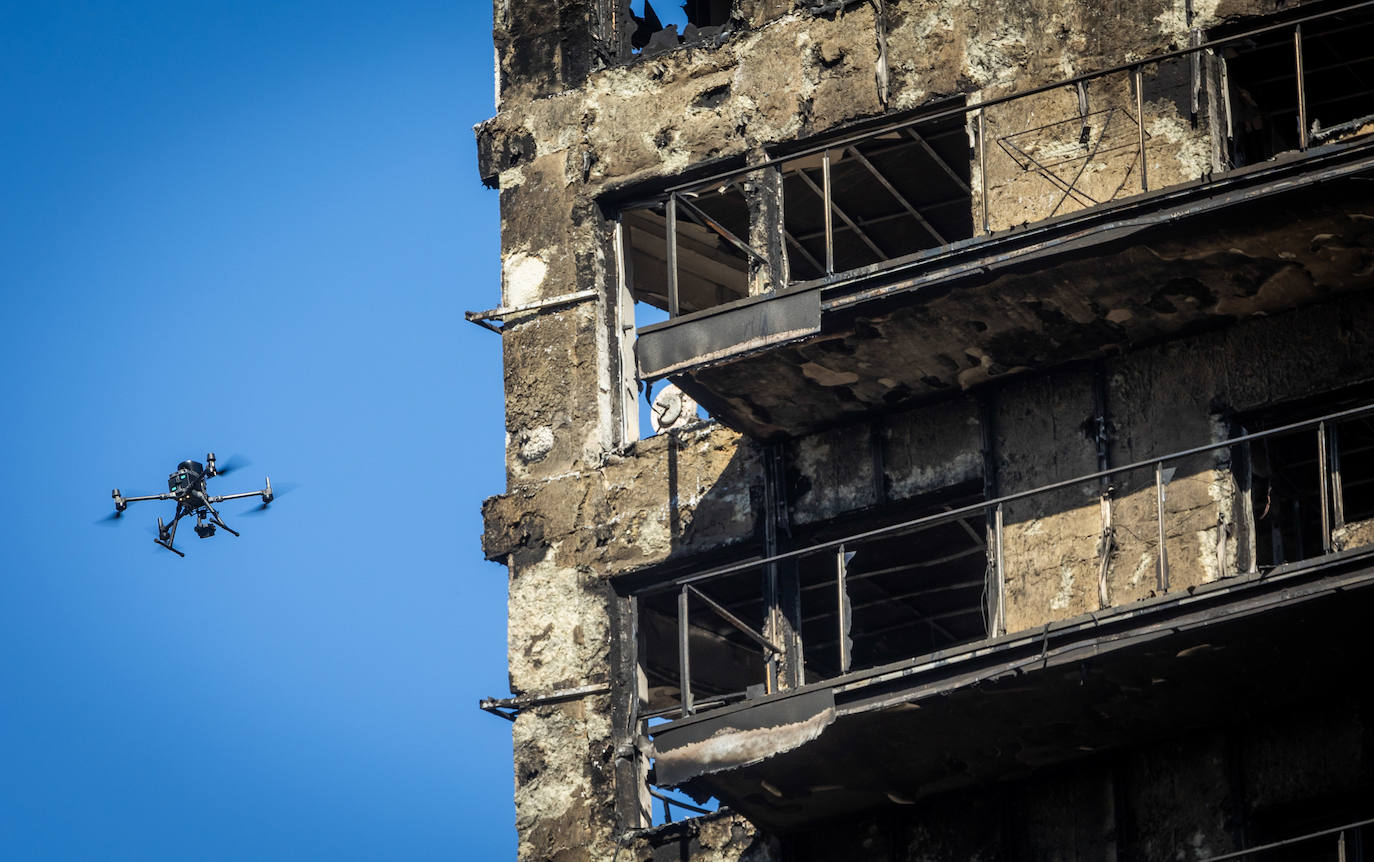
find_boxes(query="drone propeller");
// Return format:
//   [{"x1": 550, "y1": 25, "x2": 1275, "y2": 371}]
[
  {"x1": 96, "y1": 510, "x2": 125, "y2": 525},
  {"x1": 241, "y1": 480, "x2": 295, "y2": 515},
  {"x1": 212, "y1": 454, "x2": 251, "y2": 477}
]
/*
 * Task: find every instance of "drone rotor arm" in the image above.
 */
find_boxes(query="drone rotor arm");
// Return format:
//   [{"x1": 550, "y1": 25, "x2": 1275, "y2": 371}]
[
  {"x1": 119, "y1": 493, "x2": 174, "y2": 504},
  {"x1": 207, "y1": 490, "x2": 265, "y2": 504},
  {"x1": 110, "y1": 490, "x2": 174, "y2": 516}
]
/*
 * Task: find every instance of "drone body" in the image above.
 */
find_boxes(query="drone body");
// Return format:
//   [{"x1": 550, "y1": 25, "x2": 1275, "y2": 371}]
[{"x1": 109, "y1": 453, "x2": 275, "y2": 557}]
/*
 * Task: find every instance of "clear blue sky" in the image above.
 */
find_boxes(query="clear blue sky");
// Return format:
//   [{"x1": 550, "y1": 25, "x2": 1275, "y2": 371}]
[{"x1": 0, "y1": 2, "x2": 514, "y2": 858}]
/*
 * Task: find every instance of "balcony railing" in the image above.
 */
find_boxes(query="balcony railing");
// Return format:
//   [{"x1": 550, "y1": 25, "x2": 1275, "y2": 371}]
[
  {"x1": 1198, "y1": 816, "x2": 1372, "y2": 862},
  {"x1": 631, "y1": 401, "x2": 1374, "y2": 721},
  {"x1": 623, "y1": 1, "x2": 1374, "y2": 321}
]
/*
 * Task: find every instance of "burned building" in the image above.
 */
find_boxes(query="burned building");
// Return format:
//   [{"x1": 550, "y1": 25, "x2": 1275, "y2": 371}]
[{"x1": 473, "y1": 1, "x2": 1374, "y2": 859}]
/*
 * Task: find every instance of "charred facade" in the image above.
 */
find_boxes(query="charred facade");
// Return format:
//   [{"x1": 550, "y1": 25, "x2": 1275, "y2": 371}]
[{"x1": 475, "y1": 1, "x2": 1374, "y2": 860}]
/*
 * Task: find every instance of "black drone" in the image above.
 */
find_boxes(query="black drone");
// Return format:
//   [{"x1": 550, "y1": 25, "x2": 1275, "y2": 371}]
[{"x1": 107, "y1": 453, "x2": 276, "y2": 557}]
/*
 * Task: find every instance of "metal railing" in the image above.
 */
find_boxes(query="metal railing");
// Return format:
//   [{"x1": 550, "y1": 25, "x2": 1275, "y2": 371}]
[
  {"x1": 1199, "y1": 816, "x2": 1371, "y2": 861},
  {"x1": 643, "y1": 0, "x2": 1374, "y2": 319},
  {"x1": 636, "y1": 401, "x2": 1374, "y2": 720}
]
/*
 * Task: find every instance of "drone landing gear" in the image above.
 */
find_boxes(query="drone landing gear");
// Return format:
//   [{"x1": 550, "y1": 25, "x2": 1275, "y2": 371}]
[
  {"x1": 154, "y1": 501, "x2": 238, "y2": 557},
  {"x1": 155, "y1": 541, "x2": 186, "y2": 558},
  {"x1": 155, "y1": 514, "x2": 186, "y2": 558}
]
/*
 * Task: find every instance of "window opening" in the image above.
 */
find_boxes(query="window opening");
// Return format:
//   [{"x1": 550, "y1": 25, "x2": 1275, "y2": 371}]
[
  {"x1": 795, "y1": 483, "x2": 988, "y2": 678},
  {"x1": 1239, "y1": 382, "x2": 1374, "y2": 568},
  {"x1": 616, "y1": 208, "x2": 723, "y2": 441},
  {"x1": 781, "y1": 106, "x2": 973, "y2": 281},
  {"x1": 649, "y1": 785, "x2": 720, "y2": 826},
  {"x1": 630, "y1": 482, "x2": 990, "y2": 725},
  {"x1": 1335, "y1": 413, "x2": 1374, "y2": 524},
  {"x1": 637, "y1": 562, "x2": 770, "y2": 718},
  {"x1": 615, "y1": 102, "x2": 974, "y2": 321},
  {"x1": 1219, "y1": 2, "x2": 1374, "y2": 166},
  {"x1": 1250, "y1": 425, "x2": 1324, "y2": 566},
  {"x1": 624, "y1": 0, "x2": 732, "y2": 58},
  {"x1": 634, "y1": 302, "x2": 669, "y2": 440},
  {"x1": 621, "y1": 188, "x2": 752, "y2": 316}
]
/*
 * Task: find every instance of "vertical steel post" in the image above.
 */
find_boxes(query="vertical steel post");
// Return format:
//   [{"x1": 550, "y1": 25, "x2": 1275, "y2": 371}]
[
  {"x1": 1136, "y1": 66, "x2": 1149, "y2": 192},
  {"x1": 978, "y1": 110, "x2": 990, "y2": 234},
  {"x1": 822, "y1": 149, "x2": 834, "y2": 274},
  {"x1": 1318, "y1": 421, "x2": 1332, "y2": 554},
  {"x1": 1332, "y1": 423, "x2": 1345, "y2": 530},
  {"x1": 677, "y1": 585, "x2": 693, "y2": 716},
  {"x1": 980, "y1": 397, "x2": 1000, "y2": 635},
  {"x1": 1295, "y1": 24, "x2": 1309, "y2": 151},
  {"x1": 1337, "y1": 829, "x2": 1348, "y2": 862},
  {"x1": 1219, "y1": 53, "x2": 1237, "y2": 170},
  {"x1": 666, "y1": 193, "x2": 680, "y2": 317},
  {"x1": 1155, "y1": 461, "x2": 1170, "y2": 591},
  {"x1": 994, "y1": 502, "x2": 1006, "y2": 636},
  {"x1": 836, "y1": 545, "x2": 850, "y2": 674}
]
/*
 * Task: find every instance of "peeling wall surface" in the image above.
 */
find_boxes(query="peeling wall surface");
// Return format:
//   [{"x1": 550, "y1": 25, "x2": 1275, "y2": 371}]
[{"x1": 478, "y1": 1, "x2": 1374, "y2": 860}]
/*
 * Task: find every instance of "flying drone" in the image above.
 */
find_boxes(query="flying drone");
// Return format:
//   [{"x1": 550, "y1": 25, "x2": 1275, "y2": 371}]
[{"x1": 107, "y1": 453, "x2": 277, "y2": 557}]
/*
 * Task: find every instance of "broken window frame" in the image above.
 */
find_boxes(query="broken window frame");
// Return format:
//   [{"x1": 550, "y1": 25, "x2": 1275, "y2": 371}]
[
  {"x1": 614, "y1": 99, "x2": 976, "y2": 323},
  {"x1": 595, "y1": 0, "x2": 736, "y2": 62},
  {"x1": 625, "y1": 486, "x2": 1003, "y2": 724},
  {"x1": 1235, "y1": 385, "x2": 1374, "y2": 569},
  {"x1": 1210, "y1": 0, "x2": 1374, "y2": 168},
  {"x1": 777, "y1": 107, "x2": 974, "y2": 282}
]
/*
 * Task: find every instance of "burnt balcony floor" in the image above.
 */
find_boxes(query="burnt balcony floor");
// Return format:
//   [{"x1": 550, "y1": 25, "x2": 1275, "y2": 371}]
[
  {"x1": 636, "y1": 140, "x2": 1374, "y2": 440},
  {"x1": 648, "y1": 546, "x2": 1374, "y2": 834}
]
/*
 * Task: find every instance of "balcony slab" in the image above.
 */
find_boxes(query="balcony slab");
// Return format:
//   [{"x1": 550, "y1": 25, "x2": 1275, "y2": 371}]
[{"x1": 637, "y1": 141, "x2": 1374, "y2": 439}]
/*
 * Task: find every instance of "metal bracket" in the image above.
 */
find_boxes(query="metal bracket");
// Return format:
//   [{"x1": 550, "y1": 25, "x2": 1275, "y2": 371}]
[
  {"x1": 465, "y1": 289, "x2": 599, "y2": 333},
  {"x1": 478, "y1": 682, "x2": 612, "y2": 720}
]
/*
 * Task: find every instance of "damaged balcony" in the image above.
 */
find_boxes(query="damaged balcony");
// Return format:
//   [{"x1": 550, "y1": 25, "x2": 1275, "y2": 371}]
[
  {"x1": 620, "y1": 401, "x2": 1374, "y2": 833},
  {"x1": 650, "y1": 553, "x2": 1374, "y2": 833},
  {"x1": 627, "y1": 2, "x2": 1374, "y2": 439}
]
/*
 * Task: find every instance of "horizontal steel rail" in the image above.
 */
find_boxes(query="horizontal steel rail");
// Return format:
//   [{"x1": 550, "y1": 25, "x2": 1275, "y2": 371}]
[{"x1": 1199, "y1": 815, "x2": 1373, "y2": 862}]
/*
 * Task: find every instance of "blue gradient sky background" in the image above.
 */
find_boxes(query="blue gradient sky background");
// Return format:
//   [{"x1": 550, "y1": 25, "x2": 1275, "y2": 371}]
[{"x1": 0, "y1": 2, "x2": 514, "y2": 857}]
